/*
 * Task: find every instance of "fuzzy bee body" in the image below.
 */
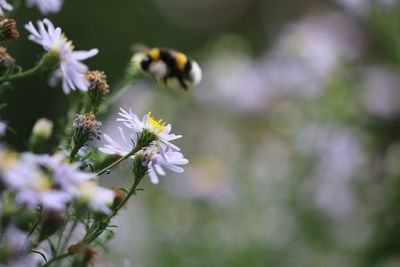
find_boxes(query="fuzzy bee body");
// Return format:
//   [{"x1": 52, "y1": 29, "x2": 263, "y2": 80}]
[{"x1": 134, "y1": 47, "x2": 202, "y2": 93}]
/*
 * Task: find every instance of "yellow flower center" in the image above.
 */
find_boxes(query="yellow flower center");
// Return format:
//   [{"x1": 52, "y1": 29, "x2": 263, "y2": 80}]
[
  {"x1": 0, "y1": 151, "x2": 18, "y2": 170},
  {"x1": 37, "y1": 173, "x2": 52, "y2": 191},
  {"x1": 147, "y1": 112, "x2": 166, "y2": 132}
]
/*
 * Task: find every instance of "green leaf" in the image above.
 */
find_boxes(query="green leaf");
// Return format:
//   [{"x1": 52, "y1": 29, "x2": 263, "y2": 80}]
[{"x1": 46, "y1": 237, "x2": 57, "y2": 257}]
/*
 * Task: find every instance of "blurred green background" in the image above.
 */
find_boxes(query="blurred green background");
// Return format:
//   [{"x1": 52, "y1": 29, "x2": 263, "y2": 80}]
[{"x1": 3, "y1": 0, "x2": 400, "y2": 266}]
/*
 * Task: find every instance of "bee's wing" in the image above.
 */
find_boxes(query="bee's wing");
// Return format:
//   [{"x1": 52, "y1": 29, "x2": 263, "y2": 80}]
[{"x1": 131, "y1": 43, "x2": 151, "y2": 53}]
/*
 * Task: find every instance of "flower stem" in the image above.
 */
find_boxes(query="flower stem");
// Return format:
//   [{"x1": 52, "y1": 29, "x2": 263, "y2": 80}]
[
  {"x1": 40, "y1": 252, "x2": 73, "y2": 267},
  {"x1": 96, "y1": 145, "x2": 143, "y2": 176},
  {"x1": 27, "y1": 207, "x2": 43, "y2": 238},
  {"x1": 0, "y1": 52, "x2": 58, "y2": 82},
  {"x1": 60, "y1": 219, "x2": 79, "y2": 253},
  {"x1": 55, "y1": 219, "x2": 68, "y2": 255},
  {"x1": 83, "y1": 173, "x2": 143, "y2": 244},
  {"x1": 68, "y1": 145, "x2": 81, "y2": 162}
]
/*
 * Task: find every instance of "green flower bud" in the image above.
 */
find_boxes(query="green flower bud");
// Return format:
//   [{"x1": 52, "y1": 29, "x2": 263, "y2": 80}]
[
  {"x1": 29, "y1": 118, "x2": 53, "y2": 153},
  {"x1": 32, "y1": 118, "x2": 53, "y2": 139}
]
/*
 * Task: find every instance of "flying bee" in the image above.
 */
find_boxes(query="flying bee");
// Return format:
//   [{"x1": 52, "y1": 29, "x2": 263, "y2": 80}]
[{"x1": 132, "y1": 46, "x2": 202, "y2": 93}]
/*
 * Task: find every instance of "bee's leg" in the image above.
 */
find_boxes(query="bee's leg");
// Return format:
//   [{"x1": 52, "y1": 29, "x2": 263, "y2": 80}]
[
  {"x1": 178, "y1": 79, "x2": 192, "y2": 95},
  {"x1": 161, "y1": 77, "x2": 171, "y2": 90}
]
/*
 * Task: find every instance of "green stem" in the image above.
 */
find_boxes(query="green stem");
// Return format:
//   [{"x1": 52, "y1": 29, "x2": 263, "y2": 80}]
[
  {"x1": 54, "y1": 215, "x2": 70, "y2": 256},
  {"x1": 69, "y1": 147, "x2": 79, "y2": 162},
  {"x1": 96, "y1": 130, "x2": 157, "y2": 176},
  {"x1": 60, "y1": 219, "x2": 79, "y2": 253},
  {"x1": 96, "y1": 146, "x2": 141, "y2": 176},
  {"x1": 83, "y1": 176, "x2": 142, "y2": 244},
  {"x1": 40, "y1": 252, "x2": 73, "y2": 267},
  {"x1": 28, "y1": 207, "x2": 43, "y2": 238},
  {"x1": 58, "y1": 92, "x2": 81, "y2": 150},
  {"x1": 0, "y1": 52, "x2": 56, "y2": 82}
]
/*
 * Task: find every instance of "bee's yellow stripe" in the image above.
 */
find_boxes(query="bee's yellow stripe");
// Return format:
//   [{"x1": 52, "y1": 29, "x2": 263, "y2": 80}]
[
  {"x1": 175, "y1": 52, "x2": 187, "y2": 70},
  {"x1": 148, "y1": 48, "x2": 160, "y2": 60}
]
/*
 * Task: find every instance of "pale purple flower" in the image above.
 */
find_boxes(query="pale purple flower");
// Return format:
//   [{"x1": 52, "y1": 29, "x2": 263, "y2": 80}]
[
  {"x1": 27, "y1": 153, "x2": 114, "y2": 213},
  {"x1": 0, "y1": 120, "x2": 6, "y2": 136},
  {"x1": 77, "y1": 181, "x2": 115, "y2": 214},
  {"x1": 26, "y1": 0, "x2": 63, "y2": 14},
  {"x1": 0, "y1": 0, "x2": 12, "y2": 15},
  {"x1": 15, "y1": 178, "x2": 71, "y2": 211},
  {"x1": 25, "y1": 153, "x2": 94, "y2": 194},
  {"x1": 334, "y1": 0, "x2": 397, "y2": 15},
  {"x1": 100, "y1": 126, "x2": 136, "y2": 157},
  {"x1": 262, "y1": 12, "x2": 365, "y2": 97},
  {"x1": 25, "y1": 19, "x2": 98, "y2": 94},
  {"x1": 296, "y1": 125, "x2": 363, "y2": 217},
  {"x1": 0, "y1": 148, "x2": 34, "y2": 189},
  {"x1": 0, "y1": 227, "x2": 43, "y2": 267},
  {"x1": 359, "y1": 65, "x2": 400, "y2": 119},
  {"x1": 200, "y1": 12, "x2": 365, "y2": 114}
]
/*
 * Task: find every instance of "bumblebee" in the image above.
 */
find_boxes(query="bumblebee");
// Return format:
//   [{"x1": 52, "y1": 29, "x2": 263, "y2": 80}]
[{"x1": 133, "y1": 47, "x2": 202, "y2": 93}]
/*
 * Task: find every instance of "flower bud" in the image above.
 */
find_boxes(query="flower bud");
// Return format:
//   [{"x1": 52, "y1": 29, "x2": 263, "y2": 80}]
[
  {"x1": 73, "y1": 113, "x2": 102, "y2": 141},
  {"x1": 126, "y1": 53, "x2": 144, "y2": 80},
  {"x1": 85, "y1": 71, "x2": 110, "y2": 112},
  {"x1": 0, "y1": 19, "x2": 19, "y2": 42},
  {"x1": 86, "y1": 71, "x2": 109, "y2": 94},
  {"x1": 29, "y1": 118, "x2": 53, "y2": 153},
  {"x1": 69, "y1": 242, "x2": 99, "y2": 266},
  {"x1": 110, "y1": 187, "x2": 126, "y2": 207},
  {"x1": 32, "y1": 118, "x2": 53, "y2": 139},
  {"x1": 76, "y1": 181, "x2": 114, "y2": 215},
  {"x1": 0, "y1": 47, "x2": 14, "y2": 69}
]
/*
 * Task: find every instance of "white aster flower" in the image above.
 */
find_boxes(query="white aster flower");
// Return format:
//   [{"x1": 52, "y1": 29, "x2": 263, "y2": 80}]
[
  {"x1": 0, "y1": 0, "x2": 12, "y2": 15},
  {"x1": 100, "y1": 128, "x2": 188, "y2": 184},
  {"x1": 139, "y1": 145, "x2": 189, "y2": 184},
  {"x1": 100, "y1": 126, "x2": 137, "y2": 157},
  {"x1": 26, "y1": 0, "x2": 63, "y2": 14},
  {"x1": 77, "y1": 181, "x2": 115, "y2": 214},
  {"x1": 25, "y1": 19, "x2": 98, "y2": 94},
  {"x1": 117, "y1": 108, "x2": 183, "y2": 152}
]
